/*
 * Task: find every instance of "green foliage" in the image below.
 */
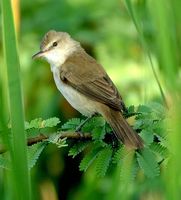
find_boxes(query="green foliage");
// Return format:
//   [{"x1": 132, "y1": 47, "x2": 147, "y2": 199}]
[
  {"x1": 92, "y1": 126, "x2": 106, "y2": 141},
  {"x1": 61, "y1": 118, "x2": 83, "y2": 130},
  {"x1": 0, "y1": 103, "x2": 167, "y2": 181},
  {"x1": 134, "y1": 104, "x2": 166, "y2": 140},
  {"x1": 150, "y1": 142, "x2": 169, "y2": 159},
  {"x1": 0, "y1": 103, "x2": 167, "y2": 200},
  {"x1": 136, "y1": 148, "x2": 160, "y2": 178},
  {"x1": 95, "y1": 146, "x2": 113, "y2": 177},
  {"x1": 119, "y1": 151, "x2": 137, "y2": 184},
  {"x1": 82, "y1": 117, "x2": 107, "y2": 140},
  {"x1": 0, "y1": 103, "x2": 168, "y2": 183},
  {"x1": 28, "y1": 142, "x2": 47, "y2": 169},
  {"x1": 139, "y1": 129, "x2": 154, "y2": 145},
  {"x1": 66, "y1": 103, "x2": 167, "y2": 179},
  {"x1": 68, "y1": 141, "x2": 91, "y2": 158},
  {"x1": 25, "y1": 117, "x2": 61, "y2": 140},
  {"x1": 25, "y1": 117, "x2": 60, "y2": 130},
  {"x1": 79, "y1": 146, "x2": 102, "y2": 172},
  {"x1": 112, "y1": 146, "x2": 138, "y2": 186},
  {"x1": 82, "y1": 117, "x2": 105, "y2": 131},
  {"x1": 48, "y1": 134, "x2": 68, "y2": 148},
  {"x1": 0, "y1": 116, "x2": 64, "y2": 172}
]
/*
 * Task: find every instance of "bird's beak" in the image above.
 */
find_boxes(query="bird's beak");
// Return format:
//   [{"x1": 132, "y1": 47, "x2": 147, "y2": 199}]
[{"x1": 32, "y1": 51, "x2": 44, "y2": 59}]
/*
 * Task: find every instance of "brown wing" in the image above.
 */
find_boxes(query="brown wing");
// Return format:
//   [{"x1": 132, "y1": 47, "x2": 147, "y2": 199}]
[{"x1": 60, "y1": 51, "x2": 127, "y2": 112}]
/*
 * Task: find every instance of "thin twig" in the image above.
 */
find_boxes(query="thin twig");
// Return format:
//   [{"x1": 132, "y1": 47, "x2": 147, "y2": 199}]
[
  {"x1": 0, "y1": 131, "x2": 92, "y2": 154},
  {"x1": 27, "y1": 134, "x2": 48, "y2": 145}
]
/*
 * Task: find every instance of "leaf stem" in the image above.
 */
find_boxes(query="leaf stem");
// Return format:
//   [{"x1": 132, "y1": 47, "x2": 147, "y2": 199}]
[{"x1": 0, "y1": 131, "x2": 92, "y2": 154}]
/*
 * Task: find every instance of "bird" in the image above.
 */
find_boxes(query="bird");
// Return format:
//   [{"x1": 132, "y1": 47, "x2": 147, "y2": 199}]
[{"x1": 32, "y1": 30, "x2": 143, "y2": 149}]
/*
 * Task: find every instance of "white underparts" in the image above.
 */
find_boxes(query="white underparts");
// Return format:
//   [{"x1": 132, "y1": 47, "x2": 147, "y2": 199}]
[
  {"x1": 43, "y1": 41, "x2": 98, "y2": 116},
  {"x1": 52, "y1": 66, "x2": 97, "y2": 117}
]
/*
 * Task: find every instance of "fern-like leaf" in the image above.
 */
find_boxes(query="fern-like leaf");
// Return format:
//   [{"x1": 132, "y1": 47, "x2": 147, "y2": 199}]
[
  {"x1": 147, "y1": 102, "x2": 166, "y2": 119},
  {"x1": 139, "y1": 129, "x2": 154, "y2": 146},
  {"x1": 82, "y1": 116, "x2": 105, "y2": 132},
  {"x1": 92, "y1": 126, "x2": 106, "y2": 140},
  {"x1": 95, "y1": 146, "x2": 113, "y2": 177},
  {"x1": 42, "y1": 117, "x2": 60, "y2": 128},
  {"x1": 136, "y1": 148, "x2": 160, "y2": 178},
  {"x1": 120, "y1": 151, "x2": 138, "y2": 184},
  {"x1": 149, "y1": 142, "x2": 169, "y2": 158},
  {"x1": 79, "y1": 146, "x2": 102, "y2": 172},
  {"x1": 68, "y1": 141, "x2": 91, "y2": 158},
  {"x1": 112, "y1": 147, "x2": 138, "y2": 189},
  {"x1": 28, "y1": 142, "x2": 47, "y2": 169},
  {"x1": 112, "y1": 146, "x2": 124, "y2": 164},
  {"x1": 25, "y1": 117, "x2": 60, "y2": 130},
  {"x1": 61, "y1": 118, "x2": 82, "y2": 130}
]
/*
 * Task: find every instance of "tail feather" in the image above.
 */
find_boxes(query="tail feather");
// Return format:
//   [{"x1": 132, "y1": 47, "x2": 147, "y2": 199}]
[{"x1": 104, "y1": 109, "x2": 143, "y2": 149}]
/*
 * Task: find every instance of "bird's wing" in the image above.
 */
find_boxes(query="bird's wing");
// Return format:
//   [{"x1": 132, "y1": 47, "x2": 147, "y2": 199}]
[{"x1": 60, "y1": 52, "x2": 126, "y2": 112}]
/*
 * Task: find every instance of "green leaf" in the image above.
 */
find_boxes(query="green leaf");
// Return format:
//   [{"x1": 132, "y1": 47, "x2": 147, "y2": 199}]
[
  {"x1": 25, "y1": 117, "x2": 60, "y2": 130},
  {"x1": 133, "y1": 119, "x2": 145, "y2": 130},
  {"x1": 61, "y1": 118, "x2": 82, "y2": 130},
  {"x1": 127, "y1": 105, "x2": 135, "y2": 113},
  {"x1": 134, "y1": 116, "x2": 155, "y2": 130},
  {"x1": 120, "y1": 152, "x2": 138, "y2": 184},
  {"x1": 124, "y1": 105, "x2": 138, "y2": 118},
  {"x1": 2, "y1": 0, "x2": 31, "y2": 198},
  {"x1": 136, "y1": 148, "x2": 160, "y2": 178},
  {"x1": 82, "y1": 116, "x2": 105, "y2": 132},
  {"x1": 113, "y1": 147, "x2": 137, "y2": 185},
  {"x1": 148, "y1": 102, "x2": 166, "y2": 119},
  {"x1": 112, "y1": 146, "x2": 124, "y2": 164},
  {"x1": 28, "y1": 142, "x2": 47, "y2": 169},
  {"x1": 48, "y1": 134, "x2": 68, "y2": 148},
  {"x1": 68, "y1": 141, "x2": 91, "y2": 158},
  {"x1": 137, "y1": 105, "x2": 152, "y2": 113},
  {"x1": 79, "y1": 147, "x2": 102, "y2": 172},
  {"x1": 139, "y1": 129, "x2": 154, "y2": 145},
  {"x1": 25, "y1": 118, "x2": 43, "y2": 129},
  {"x1": 0, "y1": 155, "x2": 10, "y2": 169},
  {"x1": 105, "y1": 122, "x2": 112, "y2": 133},
  {"x1": 92, "y1": 126, "x2": 106, "y2": 140},
  {"x1": 150, "y1": 142, "x2": 169, "y2": 158},
  {"x1": 95, "y1": 146, "x2": 113, "y2": 177},
  {"x1": 155, "y1": 134, "x2": 168, "y2": 148},
  {"x1": 42, "y1": 117, "x2": 60, "y2": 128}
]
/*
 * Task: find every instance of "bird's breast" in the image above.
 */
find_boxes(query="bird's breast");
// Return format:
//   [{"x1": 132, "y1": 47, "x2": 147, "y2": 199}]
[{"x1": 52, "y1": 66, "x2": 97, "y2": 116}]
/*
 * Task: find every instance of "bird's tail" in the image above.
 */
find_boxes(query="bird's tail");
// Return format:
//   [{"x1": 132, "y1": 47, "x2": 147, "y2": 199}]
[{"x1": 104, "y1": 109, "x2": 143, "y2": 149}]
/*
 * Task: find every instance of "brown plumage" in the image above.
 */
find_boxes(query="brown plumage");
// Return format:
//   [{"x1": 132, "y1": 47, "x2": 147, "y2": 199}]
[
  {"x1": 60, "y1": 50, "x2": 143, "y2": 149},
  {"x1": 33, "y1": 30, "x2": 143, "y2": 149}
]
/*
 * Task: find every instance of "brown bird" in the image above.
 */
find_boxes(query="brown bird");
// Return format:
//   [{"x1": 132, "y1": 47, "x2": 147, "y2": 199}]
[{"x1": 33, "y1": 30, "x2": 143, "y2": 149}]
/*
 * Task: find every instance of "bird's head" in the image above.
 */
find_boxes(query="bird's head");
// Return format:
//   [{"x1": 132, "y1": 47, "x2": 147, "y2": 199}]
[{"x1": 32, "y1": 30, "x2": 80, "y2": 66}]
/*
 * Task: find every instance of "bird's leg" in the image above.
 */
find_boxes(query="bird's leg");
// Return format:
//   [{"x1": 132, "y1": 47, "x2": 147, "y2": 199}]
[{"x1": 76, "y1": 114, "x2": 96, "y2": 132}]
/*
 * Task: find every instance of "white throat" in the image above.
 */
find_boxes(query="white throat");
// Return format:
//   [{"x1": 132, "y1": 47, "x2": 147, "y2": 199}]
[
  {"x1": 44, "y1": 48, "x2": 71, "y2": 72},
  {"x1": 43, "y1": 40, "x2": 79, "y2": 71}
]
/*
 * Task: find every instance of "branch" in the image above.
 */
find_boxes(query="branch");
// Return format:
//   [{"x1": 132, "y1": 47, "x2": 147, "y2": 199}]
[
  {"x1": 0, "y1": 131, "x2": 92, "y2": 154},
  {"x1": 27, "y1": 134, "x2": 48, "y2": 145}
]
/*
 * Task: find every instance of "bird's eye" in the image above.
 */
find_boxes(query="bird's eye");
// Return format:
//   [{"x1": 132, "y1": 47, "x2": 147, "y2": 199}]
[{"x1": 53, "y1": 41, "x2": 58, "y2": 47}]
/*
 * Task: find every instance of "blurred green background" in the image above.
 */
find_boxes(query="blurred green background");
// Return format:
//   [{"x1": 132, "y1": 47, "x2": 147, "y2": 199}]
[
  {"x1": 20, "y1": 0, "x2": 162, "y2": 122},
  {"x1": 1, "y1": 0, "x2": 177, "y2": 199}
]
